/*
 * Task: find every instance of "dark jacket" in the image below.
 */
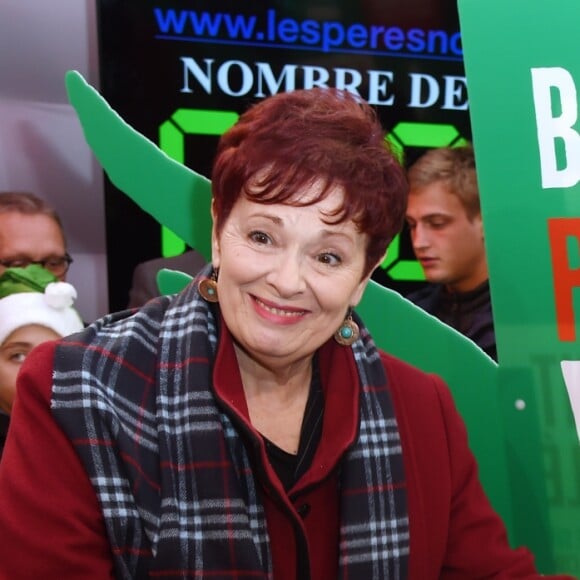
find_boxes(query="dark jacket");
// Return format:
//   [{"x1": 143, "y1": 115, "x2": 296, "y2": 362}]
[
  {"x1": 127, "y1": 250, "x2": 206, "y2": 308},
  {"x1": 407, "y1": 280, "x2": 496, "y2": 361}
]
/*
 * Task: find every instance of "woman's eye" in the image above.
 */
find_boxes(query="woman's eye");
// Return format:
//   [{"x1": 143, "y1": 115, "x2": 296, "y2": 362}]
[
  {"x1": 318, "y1": 253, "x2": 342, "y2": 266},
  {"x1": 249, "y1": 231, "x2": 271, "y2": 245}
]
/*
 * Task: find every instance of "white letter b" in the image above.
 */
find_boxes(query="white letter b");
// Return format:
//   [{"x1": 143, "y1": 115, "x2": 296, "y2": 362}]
[{"x1": 531, "y1": 67, "x2": 580, "y2": 189}]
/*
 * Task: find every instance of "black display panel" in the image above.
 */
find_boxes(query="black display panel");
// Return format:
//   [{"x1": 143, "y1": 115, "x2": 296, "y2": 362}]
[{"x1": 97, "y1": 0, "x2": 470, "y2": 311}]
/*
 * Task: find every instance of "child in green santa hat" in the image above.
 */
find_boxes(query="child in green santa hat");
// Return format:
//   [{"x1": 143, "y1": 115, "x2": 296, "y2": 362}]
[{"x1": 0, "y1": 264, "x2": 83, "y2": 457}]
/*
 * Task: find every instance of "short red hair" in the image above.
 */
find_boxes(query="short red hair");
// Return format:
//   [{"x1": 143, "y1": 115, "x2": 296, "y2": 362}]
[{"x1": 211, "y1": 88, "x2": 408, "y2": 276}]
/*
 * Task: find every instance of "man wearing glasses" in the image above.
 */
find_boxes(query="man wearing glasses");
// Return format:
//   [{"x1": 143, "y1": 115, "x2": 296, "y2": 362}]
[{"x1": 0, "y1": 191, "x2": 73, "y2": 281}]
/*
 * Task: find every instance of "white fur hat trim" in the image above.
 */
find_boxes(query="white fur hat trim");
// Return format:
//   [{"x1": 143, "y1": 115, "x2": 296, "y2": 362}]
[{"x1": 0, "y1": 282, "x2": 84, "y2": 345}]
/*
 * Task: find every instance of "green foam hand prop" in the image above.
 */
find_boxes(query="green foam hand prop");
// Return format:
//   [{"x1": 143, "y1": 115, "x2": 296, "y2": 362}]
[
  {"x1": 66, "y1": 70, "x2": 555, "y2": 564},
  {"x1": 65, "y1": 71, "x2": 213, "y2": 263}
]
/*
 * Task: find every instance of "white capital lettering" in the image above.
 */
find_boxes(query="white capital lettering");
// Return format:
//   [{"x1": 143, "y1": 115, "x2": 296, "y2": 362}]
[
  {"x1": 302, "y1": 66, "x2": 330, "y2": 89},
  {"x1": 408, "y1": 73, "x2": 439, "y2": 108},
  {"x1": 217, "y1": 61, "x2": 254, "y2": 97},
  {"x1": 531, "y1": 67, "x2": 580, "y2": 189},
  {"x1": 180, "y1": 57, "x2": 214, "y2": 94},
  {"x1": 367, "y1": 70, "x2": 395, "y2": 105},
  {"x1": 442, "y1": 75, "x2": 468, "y2": 110},
  {"x1": 334, "y1": 68, "x2": 363, "y2": 95}
]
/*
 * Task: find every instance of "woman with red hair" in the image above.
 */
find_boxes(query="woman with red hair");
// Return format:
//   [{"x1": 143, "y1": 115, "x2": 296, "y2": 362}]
[{"x1": 0, "y1": 89, "x2": 572, "y2": 579}]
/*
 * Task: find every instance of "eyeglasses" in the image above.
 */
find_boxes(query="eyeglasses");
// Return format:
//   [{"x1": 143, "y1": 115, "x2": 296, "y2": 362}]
[{"x1": 0, "y1": 253, "x2": 74, "y2": 277}]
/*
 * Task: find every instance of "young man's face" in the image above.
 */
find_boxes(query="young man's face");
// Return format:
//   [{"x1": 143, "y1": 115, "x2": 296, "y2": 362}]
[
  {"x1": 405, "y1": 180, "x2": 488, "y2": 293},
  {"x1": 0, "y1": 212, "x2": 68, "y2": 280}
]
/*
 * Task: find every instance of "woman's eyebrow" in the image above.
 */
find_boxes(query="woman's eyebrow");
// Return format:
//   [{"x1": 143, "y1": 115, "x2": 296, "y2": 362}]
[{"x1": 247, "y1": 213, "x2": 283, "y2": 225}]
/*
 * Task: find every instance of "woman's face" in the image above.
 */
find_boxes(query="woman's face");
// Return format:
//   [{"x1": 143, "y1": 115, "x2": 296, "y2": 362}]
[
  {"x1": 0, "y1": 325, "x2": 60, "y2": 414},
  {"x1": 212, "y1": 182, "x2": 374, "y2": 370}
]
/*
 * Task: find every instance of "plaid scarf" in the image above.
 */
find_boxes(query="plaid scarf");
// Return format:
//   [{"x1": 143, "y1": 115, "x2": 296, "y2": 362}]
[{"x1": 51, "y1": 271, "x2": 409, "y2": 579}]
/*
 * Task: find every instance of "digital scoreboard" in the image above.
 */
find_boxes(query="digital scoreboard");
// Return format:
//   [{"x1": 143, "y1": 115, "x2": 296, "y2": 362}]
[{"x1": 97, "y1": 0, "x2": 470, "y2": 310}]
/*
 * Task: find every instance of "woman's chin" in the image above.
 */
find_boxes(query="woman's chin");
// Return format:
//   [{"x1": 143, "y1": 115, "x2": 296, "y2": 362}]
[{"x1": 241, "y1": 333, "x2": 311, "y2": 364}]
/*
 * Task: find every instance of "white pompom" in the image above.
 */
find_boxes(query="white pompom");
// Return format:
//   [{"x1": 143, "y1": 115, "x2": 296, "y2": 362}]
[{"x1": 44, "y1": 282, "x2": 78, "y2": 309}]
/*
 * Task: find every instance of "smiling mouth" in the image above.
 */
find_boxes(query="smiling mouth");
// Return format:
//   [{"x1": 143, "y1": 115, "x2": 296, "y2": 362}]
[{"x1": 253, "y1": 297, "x2": 307, "y2": 318}]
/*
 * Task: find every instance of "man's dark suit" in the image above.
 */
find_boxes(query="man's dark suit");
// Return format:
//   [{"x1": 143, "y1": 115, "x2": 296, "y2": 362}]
[{"x1": 127, "y1": 250, "x2": 206, "y2": 308}]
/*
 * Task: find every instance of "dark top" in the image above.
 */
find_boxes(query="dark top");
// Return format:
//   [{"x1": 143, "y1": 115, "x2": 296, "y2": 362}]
[
  {"x1": 264, "y1": 357, "x2": 324, "y2": 491},
  {"x1": 0, "y1": 412, "x2": 9, "y2": 459},
  {"x1": 407, "y1": 280, "x2": 497, "y2": 361}
]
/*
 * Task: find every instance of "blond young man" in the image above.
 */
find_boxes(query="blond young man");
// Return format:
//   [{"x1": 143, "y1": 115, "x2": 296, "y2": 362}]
[{"x1": 405, "y1": 146, "x2": 496, "y2": 360}]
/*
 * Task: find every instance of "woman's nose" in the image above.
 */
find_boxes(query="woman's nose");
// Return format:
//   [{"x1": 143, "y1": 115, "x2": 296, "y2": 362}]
[{"x1": 266, "y1": 253, "x2": 307, "y2": 297}]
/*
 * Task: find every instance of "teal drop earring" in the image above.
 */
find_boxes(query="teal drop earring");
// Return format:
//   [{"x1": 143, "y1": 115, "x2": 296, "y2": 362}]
[
  {"x1": 198, "y1": 268, "x2": 219, "y2": 303},
  {"x1": 334, "y1": 310, "x2": 359, "y2": 346}
]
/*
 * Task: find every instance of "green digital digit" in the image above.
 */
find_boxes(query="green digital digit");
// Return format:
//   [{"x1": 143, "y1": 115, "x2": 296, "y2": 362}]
[
  {"x1": 158, "y1": 109, "x2": 239, "y2": 257},
  {"x1": 158, "y1": 113, "x2": 467, "y2": 275},
  {"x1": 383, "y1": 121, "x2": 470, "y2": 282}
]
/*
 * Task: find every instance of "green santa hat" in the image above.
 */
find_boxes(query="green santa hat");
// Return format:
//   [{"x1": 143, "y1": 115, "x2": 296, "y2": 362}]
[{"x1": 0, "y1": 264, "x2": 84, "y2": 345}]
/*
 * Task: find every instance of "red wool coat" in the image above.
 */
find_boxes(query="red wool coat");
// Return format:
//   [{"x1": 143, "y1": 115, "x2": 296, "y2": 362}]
[{"x1": 0, "y1": 339, "x2": 574, "y2": 579}]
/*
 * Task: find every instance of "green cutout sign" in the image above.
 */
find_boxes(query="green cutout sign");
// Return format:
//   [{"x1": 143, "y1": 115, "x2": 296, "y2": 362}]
[
  {"x1": 66, "y1": 69, "x2": 565, "y2": 573},
  {"x1": 458, "y1": 0, "x2": 580, "y2": 574}
]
